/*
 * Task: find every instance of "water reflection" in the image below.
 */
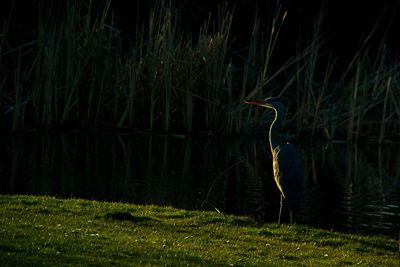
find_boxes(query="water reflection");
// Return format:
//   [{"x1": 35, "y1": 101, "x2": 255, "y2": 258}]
[
  {"x1": 1, "y1": 133, "x2": 399, "y2": 238},
  {"x1": 301, "y1": 142, "x2": 400, "y2": 237}
]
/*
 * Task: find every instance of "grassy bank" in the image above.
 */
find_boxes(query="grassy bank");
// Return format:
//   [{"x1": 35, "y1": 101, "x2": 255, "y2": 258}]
[{"x1": 0, "y1": 195, "x2": 398, "y2": 266}]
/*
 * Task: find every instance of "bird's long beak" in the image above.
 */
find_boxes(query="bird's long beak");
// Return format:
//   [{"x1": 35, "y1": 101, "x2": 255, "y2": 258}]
[
  {"x1": 244, "y1": 100, "x2": 269, "y2": 108},
  {"x1": 244, "y1": 101, "x2": 263, "y2": 106}
]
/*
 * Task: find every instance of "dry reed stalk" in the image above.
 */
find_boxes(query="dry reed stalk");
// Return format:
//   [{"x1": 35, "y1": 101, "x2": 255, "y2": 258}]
[
  {"x1": 11, "y1": 49, "x2": 22, "y2": 131},
  {"x1": 346, "y1": 61, "x2": 361, "y2": 141},
  {"x1": 236, "y1": 18, "x2": 260, "y2": 133},
  {"x1": 245, "y1": 3, "x2": 288, "y2": 101},
  {"x1": 183, "y1": 41, "x2": 195, "y2": 132},
  {"x1": 379, "y1": 77, "x2": 391, "y2": 144}
]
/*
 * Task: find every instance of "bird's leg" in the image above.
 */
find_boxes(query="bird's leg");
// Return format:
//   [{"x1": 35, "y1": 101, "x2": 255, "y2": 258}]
[
  {"x1": 289, "y1": 210, "x2": 293, "y2": 224},
  {"x1": 278, "y1": 194, "x2": 283, "y2": 224}
]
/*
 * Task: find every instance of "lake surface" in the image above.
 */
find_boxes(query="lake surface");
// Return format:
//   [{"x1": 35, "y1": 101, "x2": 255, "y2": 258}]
[{"x1": 1, "y1": 133, "x2": 399, "y2": 238}]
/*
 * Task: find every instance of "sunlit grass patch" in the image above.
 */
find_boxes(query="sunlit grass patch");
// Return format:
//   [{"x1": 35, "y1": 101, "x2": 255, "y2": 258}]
[{"x1": 0, "y1": 195, "x2": 398, "y2": 266}]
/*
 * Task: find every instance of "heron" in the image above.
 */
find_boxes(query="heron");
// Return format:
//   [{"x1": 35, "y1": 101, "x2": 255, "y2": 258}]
[{"x1": 245, "y1": 97, "x2": 303, "y2": 224}]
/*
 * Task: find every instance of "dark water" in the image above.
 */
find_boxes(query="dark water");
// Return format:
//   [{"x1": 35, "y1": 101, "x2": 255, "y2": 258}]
[{"x1": 1, "y1": 133, "x2": 399, "y2": 238}]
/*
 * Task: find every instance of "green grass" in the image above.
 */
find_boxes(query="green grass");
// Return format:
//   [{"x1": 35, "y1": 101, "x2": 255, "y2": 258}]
[{"x1": 0, "y1": 195, "x2": 398, "y2": 266}]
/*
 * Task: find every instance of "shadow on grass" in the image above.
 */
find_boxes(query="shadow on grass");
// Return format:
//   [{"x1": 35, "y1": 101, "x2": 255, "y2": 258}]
[{"x1": 104, "y1": 212, "x2": 157, "y2": 224}]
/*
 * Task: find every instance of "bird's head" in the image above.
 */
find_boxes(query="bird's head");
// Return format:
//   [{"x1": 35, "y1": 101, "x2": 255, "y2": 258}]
[{"x1": 244, "y1": 97, "x2": 285, "y2": 112}]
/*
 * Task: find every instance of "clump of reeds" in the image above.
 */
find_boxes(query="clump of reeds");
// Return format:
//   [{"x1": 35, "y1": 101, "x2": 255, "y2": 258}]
[
  {"x1": 31, "y1": 0, "x2": 120, "y2": 128},
  {"x1": 1, "y1": 0, "x2": 399, "y2": 141},
  {"x1": 273, "y1": 9, "x2": 400, "y2": 142}
]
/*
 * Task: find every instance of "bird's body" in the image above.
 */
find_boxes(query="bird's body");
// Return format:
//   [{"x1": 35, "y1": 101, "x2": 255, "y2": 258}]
[
  {"x1": 272, "y1": 143, "x2": 303, "y2": 214},
  {"x1": 246, "y1": 97, "x2": 304, "y2": 223}
]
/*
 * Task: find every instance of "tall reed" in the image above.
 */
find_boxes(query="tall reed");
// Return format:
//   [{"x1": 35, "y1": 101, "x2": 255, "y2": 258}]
[{"x1": 11, "y1": 49, "x2": 23, "y2": 131}]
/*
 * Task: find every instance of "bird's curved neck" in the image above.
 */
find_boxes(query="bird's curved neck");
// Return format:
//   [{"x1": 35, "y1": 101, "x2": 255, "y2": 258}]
[{"x1": 269, "y1": 108, "x2": 282, "y2": 153}]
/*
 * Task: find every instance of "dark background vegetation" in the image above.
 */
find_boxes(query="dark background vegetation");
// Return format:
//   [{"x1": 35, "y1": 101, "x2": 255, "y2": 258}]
[
  {"x1": 1, "y1": 0, "x2": 400, "y2": 140},
  {"x1": 3, "y1": 1, "x2": 400, "y2": 64}
]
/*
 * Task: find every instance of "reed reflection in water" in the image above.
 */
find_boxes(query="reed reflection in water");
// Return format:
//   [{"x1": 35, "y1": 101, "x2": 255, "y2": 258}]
[{"x1": 1, "y1": 133, "x2": 399, "y2": 237}]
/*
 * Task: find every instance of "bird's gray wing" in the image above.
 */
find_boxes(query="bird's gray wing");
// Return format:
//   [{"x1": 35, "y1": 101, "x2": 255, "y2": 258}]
[{"x1": 273, "y1": 144, "x2": 304, "y2": 210}]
